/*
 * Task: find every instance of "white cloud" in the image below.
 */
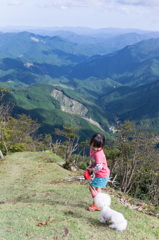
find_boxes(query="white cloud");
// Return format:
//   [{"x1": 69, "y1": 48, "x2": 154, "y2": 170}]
[
  {"x1": 116, "y1": 0, "x2": 159, "y2": 7},
  {"x1": 36, "y1": 0, "x2": 114, "y2": 9},
  {"x1": 8, "y1": 0, "x2": 23, "y2": 6},
  {"x1": 1, "y1": 0, "x2": 158, "y2": 9},
  {"x1": 35, "y1": 0, "x2": 159, "y2": 9},
  {"x1": 0, "y1": 0, "x2": 158, "y2": 31}
]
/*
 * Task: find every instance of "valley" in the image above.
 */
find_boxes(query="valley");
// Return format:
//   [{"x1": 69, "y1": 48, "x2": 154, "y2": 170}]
[{"x1": 0, "y1": 27, "x2": 159, "y2": 139}]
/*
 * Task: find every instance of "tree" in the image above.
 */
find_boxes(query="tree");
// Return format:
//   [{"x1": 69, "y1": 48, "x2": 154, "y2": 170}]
[
  {"x1": 0, "y1": 88, "x2": 12, "y2": 154},
  {"x1": 0, "y1": 88, "x2": 41, "y2": 154},
  {"x1": 109, "y1": 120, "x2": 159, "y2": 203},
  {"x1": 80, "y1": 140, "x2": 90, "y2": 161},
  {"x1": 55, "y1": 125, "x2": 80, "y2": 168},
  {"x1": 4, "y1": 114, "x2": 41, "y2": 153},
  {"x1": 44, "y1": 134, "x2": 53, "y2": 152}
]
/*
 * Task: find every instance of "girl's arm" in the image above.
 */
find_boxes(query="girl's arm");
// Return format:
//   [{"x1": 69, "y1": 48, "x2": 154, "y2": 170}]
[
  {"x1": 92, "y1": 163, "x2": 102, "y2": 173},
  {"x1": 87, "y1": 163, "x2": 102, "y2": 173},
  {"x1": 92, "y1": 151, "x2": 103, "y2": 173}
]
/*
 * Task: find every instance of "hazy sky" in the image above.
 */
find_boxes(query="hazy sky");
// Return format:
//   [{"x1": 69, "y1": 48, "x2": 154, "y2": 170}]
[{"x1": 0, "y1": 0, "x2": 159, "y2": 31}]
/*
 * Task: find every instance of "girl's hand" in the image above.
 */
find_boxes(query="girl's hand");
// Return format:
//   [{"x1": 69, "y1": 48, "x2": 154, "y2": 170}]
[{"x1": 87, "y1": 166, "x2": 93, "y2": 173}]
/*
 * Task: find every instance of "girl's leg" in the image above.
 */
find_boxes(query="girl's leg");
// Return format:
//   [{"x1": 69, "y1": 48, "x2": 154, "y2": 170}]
[
  {"x1": 88, "y1": 175, "x2": 110, "y2": 211},
  {"x1": 89, "y1": 185, "x2": 97, "y2": 197},
  {"x1": 97, "y1": 187, "x2": 102, "y2": 193},
  {"x1": 89, "y1": 186, "x2": 102, "y2": 197},
  {"x1": 88, "y1": 185, "x2": 100, "y2": 211}
]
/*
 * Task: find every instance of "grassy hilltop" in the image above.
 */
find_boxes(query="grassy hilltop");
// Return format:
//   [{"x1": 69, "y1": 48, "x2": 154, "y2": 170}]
[{"x1": 0, "y1": 152, "x2": 158, "y2": 240}]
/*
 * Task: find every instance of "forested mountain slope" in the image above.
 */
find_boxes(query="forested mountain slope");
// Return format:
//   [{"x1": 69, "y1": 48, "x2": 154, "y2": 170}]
[
  {"x1": 100, "y1": 80, "x2": 159, "y2": 121},
  {"x1": 1, "y1": 31, "x2": 159, "y2": 135}
]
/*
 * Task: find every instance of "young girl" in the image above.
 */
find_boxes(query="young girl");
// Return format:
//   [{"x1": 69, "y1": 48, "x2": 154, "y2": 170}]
[{"x1": 87, "y1": 133, "x2": 110, "y2": 211}]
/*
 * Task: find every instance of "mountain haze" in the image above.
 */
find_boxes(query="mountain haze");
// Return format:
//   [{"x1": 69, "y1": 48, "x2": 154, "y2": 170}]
[{"x1": 0, "y1": 28, "x2": 159, "y2": 137}]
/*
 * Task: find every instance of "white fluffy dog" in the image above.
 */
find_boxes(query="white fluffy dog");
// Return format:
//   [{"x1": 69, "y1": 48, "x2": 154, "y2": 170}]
[{"x1": 94, "y1": 193, "x2": 127, "y2": 232}]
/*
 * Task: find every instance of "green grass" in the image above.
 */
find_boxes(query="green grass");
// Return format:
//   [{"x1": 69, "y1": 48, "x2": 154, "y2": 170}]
[
  {"x1": 0, "y1": 152, "x2": 158, "y2": 240},
  {"x1": 46, "y1": 152, "x2": 64, "y2": 162}
]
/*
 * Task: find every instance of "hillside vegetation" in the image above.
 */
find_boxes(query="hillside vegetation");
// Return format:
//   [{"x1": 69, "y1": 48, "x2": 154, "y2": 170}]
[
  {"x1": 1, "y1": 31, "x2": 159, "y2": 136},
  {"x1": 101, "y1": 80, "x2": 159, "y2": 121},
  {"x1": 4, "y1": 83, "x2": 111, "y2": 140},
  {"x1": 0, "y1": 152, "x2": 158, "y2": 240}
]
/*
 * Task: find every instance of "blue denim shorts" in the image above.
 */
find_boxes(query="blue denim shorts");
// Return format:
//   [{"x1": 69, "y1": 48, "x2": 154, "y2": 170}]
[{"x1": 91, "y1": 175, "x2": 110, "y2": 188}]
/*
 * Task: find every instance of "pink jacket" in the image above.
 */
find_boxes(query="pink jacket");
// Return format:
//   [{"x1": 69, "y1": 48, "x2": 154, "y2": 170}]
[{"x1": 90, "y1": 147, "x2": 110, "y2": 178}]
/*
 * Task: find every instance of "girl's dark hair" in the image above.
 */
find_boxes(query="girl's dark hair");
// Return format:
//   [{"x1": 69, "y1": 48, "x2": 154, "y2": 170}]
[{"x1": 90, "y1": 133, "x2": 105, "y2": 148}]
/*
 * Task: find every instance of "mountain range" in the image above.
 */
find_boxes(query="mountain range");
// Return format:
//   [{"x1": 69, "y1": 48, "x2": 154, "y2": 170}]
[{"x1": 0, "y1": 27, "x2": 159, "y2": 139}]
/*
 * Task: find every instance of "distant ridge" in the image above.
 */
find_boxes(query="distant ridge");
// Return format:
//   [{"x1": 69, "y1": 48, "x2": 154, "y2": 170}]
[
  {"x1": 0, "y1": 26, "x2": 155, "y2": 35},
  {"x1": 1, "y1": 30, "x2": 159, "y2": 135}
]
